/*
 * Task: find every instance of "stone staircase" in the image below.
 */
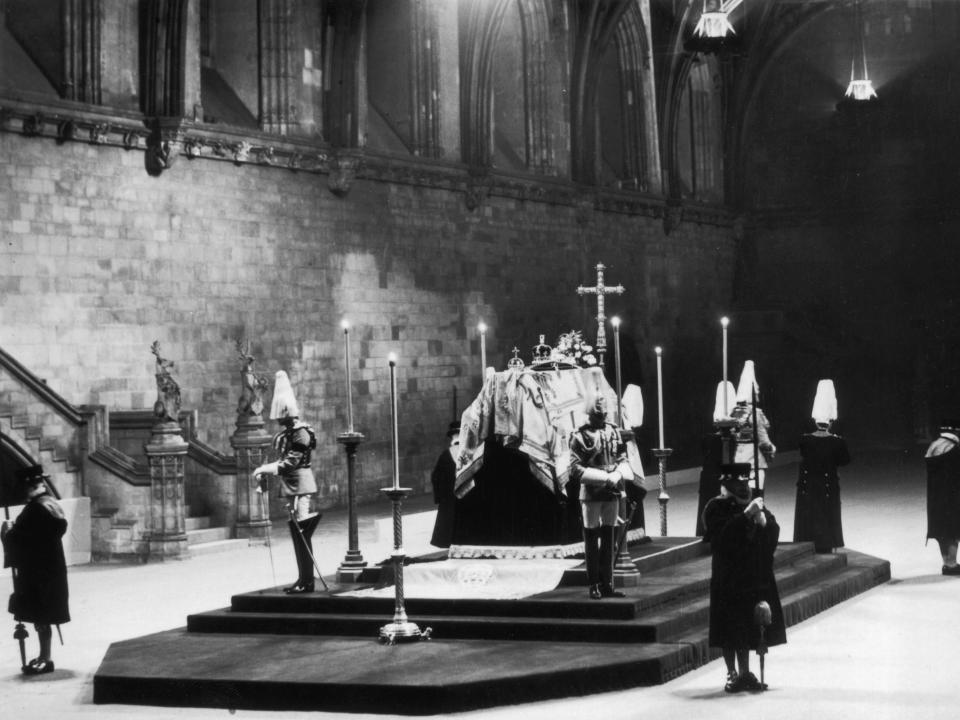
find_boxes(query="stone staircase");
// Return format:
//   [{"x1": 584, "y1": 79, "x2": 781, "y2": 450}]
[
  {"x1": 0, "y1": 346, "x2": 84, "y2": 497},
  {"x1": 185, "y1": 511, "x2": 247, "y2": 555}
]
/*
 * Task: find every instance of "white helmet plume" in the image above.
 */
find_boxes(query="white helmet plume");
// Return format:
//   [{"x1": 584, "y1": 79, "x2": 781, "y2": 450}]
[
  {"x1": 811, "y1": 379, "x2": 838, "y2": 424},
  {"x1": 269, "y1": 370, "x2": 300, "y2": 420}
]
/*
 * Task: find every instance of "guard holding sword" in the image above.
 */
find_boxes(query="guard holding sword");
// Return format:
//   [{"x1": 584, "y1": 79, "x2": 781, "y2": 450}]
[
  {"x1": 570, "y1": 381, "x2": 634, "y2": 600},
  {"x1": 253, "y1": 371, "x2": 325, "y2": 594}
]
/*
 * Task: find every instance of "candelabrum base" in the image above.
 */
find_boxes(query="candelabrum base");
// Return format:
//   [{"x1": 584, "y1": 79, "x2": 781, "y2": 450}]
[
  {"x1": 379, "y1": 621, "x2": 431, "y2": 645},
  {"x1": 612, "y1": 571, "x2": 642, "y2": 588}
]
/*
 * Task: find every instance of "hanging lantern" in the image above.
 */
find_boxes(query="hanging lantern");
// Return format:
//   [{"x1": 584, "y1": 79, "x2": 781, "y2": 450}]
[
  {"x1": 844, "y1": 0, "x2": 878, "y2": 101},
  {"x1": 694, "y1": 0, "x2": 735, "y2": 40}
]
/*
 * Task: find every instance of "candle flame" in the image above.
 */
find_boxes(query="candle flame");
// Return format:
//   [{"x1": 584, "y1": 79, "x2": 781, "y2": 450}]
[
  {"x1": 610, "y1": 316, "x2": 620, "y2": 328},
  {"x1": 341, "y1": 319, "x2": 350, "y2": 330},
  {"x1": 388, "y1": 352, "x2": 397, "y2": 365},
  {"x1": 478, "y1": 321, "x2": 487, "y2": 333},
  {"x1": 721, "y1": 316, "x2": 729, "y2": 328},
  {"x1": 655, "y1": 346, "x2": 662, "y2": 355}
]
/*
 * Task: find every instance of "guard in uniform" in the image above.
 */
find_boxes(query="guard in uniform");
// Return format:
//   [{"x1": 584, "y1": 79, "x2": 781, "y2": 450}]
[
  {"x1": 925, "y1": 420, "x2": 960, "y2": 576},
  {"x1": 794, "y1": 380, "x2": 851, "y2": 553},
  {"x1": 1, "y1": 465, "x2": 70, "y2": 675},
  {"x1": 696, "y1": 381, "x2": 738, "y2": 536},
  {"x1": 570, "y1": 386, "x2": 634, "y2": 600},
  {"x1": 254, "y1": 370, "x2": 321, "y2": 593},
  {"x1": 730, "y1": 361, "x2": 776, "y2": 495}
]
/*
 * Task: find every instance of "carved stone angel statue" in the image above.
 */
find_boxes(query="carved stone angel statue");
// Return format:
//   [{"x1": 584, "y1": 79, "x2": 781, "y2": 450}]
[
  {"x1": 236, "y1": 339, "x2": 269, "y2": 417},
  {"x1": 150, "y1": 341, "x2": 182, "y2": 422}
]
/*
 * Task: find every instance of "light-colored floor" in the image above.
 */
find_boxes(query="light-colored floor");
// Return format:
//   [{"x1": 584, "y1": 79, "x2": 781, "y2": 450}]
[{"x1": 1, "y1": 444, "x2": 957, "y2": 720}]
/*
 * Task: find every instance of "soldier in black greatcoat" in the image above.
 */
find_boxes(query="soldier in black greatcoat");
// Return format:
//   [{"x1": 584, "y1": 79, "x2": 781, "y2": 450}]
[
  {"x1": 925, "y1": 420, "x2": 960, "y2": 576},
  {"x1": 703, "y1": 463, "x2": 786, "y2": 693},
  {"x1": 794, "y1": 380, "x2": 851, "y2": 553},
  {"x1": 2, "y1": 465, "x2": 70, "y2": 675}
]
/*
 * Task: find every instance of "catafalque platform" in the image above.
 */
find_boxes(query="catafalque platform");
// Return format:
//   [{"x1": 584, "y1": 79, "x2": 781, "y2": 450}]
[{"x1": 93, "y1": 537, "x2": 889, "y2": 714}]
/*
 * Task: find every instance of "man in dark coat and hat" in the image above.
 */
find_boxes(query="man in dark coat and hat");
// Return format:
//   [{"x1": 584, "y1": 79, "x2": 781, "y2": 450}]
[
  {"x1": 924, "y1": 420, "x2": 960, "y2": 576},
  {"x1": 1, "y1": 465, "x2": 70, "y2": 675},
  {"x1": 702, "y1": 463, "x2": 786, "y2": 693},
  {"x1": 430, "y1": 420, "x2": 461, "y2": 548}
]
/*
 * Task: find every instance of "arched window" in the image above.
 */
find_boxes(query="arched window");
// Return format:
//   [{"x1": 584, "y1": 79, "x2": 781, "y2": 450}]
[
  {"x1": 461, "y1": 0, "x2": 563, "y2": 174},
  {"x1": 675, "y1": 57, "x2": 723, "y2": 203},
  {"x1": 197, "y1": 0, "x2": 324, "y2": 136}
]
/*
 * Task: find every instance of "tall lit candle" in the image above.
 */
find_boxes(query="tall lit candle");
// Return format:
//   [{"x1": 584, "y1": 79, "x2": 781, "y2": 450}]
[
  {"x1": 611, "y1": 316, "x2": 623, "y2": 427},
  {"x1": 342, "y1": 319, "x2": 354, "y2": 432},
  {"x1": 721, "y1": 316, "x2": 730, "y2": 416},
  {"x1": 388, "y1": 353, "x2": 400, "y2": 490},
  {"x1": 655, "y1": 346, "x2": 664, "y2": 449},
  {"x1": 478, "y1": 321, "x2": 487, "y2": 378}
]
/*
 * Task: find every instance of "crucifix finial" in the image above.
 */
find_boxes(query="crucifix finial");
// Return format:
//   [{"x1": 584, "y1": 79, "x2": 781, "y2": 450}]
[{"x1": 576, "y1": 262, "x2": 625, "y2": 367}]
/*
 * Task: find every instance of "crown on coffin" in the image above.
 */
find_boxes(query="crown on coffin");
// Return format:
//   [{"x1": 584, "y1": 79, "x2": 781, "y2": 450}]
[
  {"x1": 530, "y1": 330, "x2": 597, "y2": 370},
  {"x1": 532, "y1": 335, "x2": 553, "y2": 364}
]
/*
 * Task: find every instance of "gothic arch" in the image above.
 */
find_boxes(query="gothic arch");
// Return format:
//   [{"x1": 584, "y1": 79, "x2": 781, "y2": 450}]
[
  {"x1": 569, "y1": 0, "x2": 632, "y2": 184},
  {"x1": 604, "y1": 1, "x2": 659, "y2": 192},
  {"x1": 459, "y1": 0, "x2": 558, "y2": 173}
]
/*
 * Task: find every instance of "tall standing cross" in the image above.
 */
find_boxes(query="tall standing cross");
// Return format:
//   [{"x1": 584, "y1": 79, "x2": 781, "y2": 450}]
[{"x1": 576, "y1": 262, "x2": 625, "y2": 368}]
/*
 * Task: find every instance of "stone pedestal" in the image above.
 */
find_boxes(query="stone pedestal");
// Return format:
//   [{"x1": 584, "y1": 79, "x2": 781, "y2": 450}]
[
  {"x1": 231, "y1": 414, "x2": 273, "y2": 543},
  {"x1": 336, "y1": 431, "x2": 367, "y2": 583},
  {"x1": 145, "y1": 421, "x2": 190, "y2": 560}
]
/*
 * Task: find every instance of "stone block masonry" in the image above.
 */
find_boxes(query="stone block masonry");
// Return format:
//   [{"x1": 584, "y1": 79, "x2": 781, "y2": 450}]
[{"x1": 0, "y1": 132, "x2": 736, "y2": 509}]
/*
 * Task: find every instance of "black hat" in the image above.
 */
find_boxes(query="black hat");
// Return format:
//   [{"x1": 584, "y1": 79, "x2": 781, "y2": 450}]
[
  {"x1": 15, "y1": 465, "x2": 47, "y2": 486},
  {"x1": 719, "y1": 463, "x2": 752, "y2": 498},
  {"x1": 446, "y1": 421, "x2": 461, "y2": 439}
]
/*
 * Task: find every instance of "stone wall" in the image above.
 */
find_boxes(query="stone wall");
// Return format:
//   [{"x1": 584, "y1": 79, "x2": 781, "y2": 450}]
[{"x1": 0, "y1": 131, "x2": 737, "y2": 507}]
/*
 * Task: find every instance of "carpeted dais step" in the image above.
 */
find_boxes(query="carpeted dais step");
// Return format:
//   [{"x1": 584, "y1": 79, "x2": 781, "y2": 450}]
[
  {"x1": 94, "y1": 542, "x2": 891, "y2": 714},
  {"x1": 94, "y1": 631, "x2": 700, "y2": 714}
]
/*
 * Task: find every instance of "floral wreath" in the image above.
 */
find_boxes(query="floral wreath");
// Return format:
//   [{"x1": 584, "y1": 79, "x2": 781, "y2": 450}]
[{"x1": 553, "y1": 330, "x2": 597, "y2": 368}]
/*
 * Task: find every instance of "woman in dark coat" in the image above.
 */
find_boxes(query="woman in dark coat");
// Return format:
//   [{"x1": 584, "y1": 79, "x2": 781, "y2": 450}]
[
  {"x1": 2, "y1": 465, "x2": 70, "y2": 675},
  {"x1": 430, "y1": 421, "x2": 461, "y2": 548},
  {"x1": 925, "y1": 421, "x2": 960, "y2": 575},
  {"x1": 794, "y1": 380, "x2": 851, "y2": 553},
  {"x1": 703, "y1": 463, "x2": 786, "y2": 693}
]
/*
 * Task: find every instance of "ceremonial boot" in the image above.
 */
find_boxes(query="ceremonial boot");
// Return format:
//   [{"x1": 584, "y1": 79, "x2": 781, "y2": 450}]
[
  {"x1": 583, "y1": 527, "x2": 602, "y2": 599},
  {"x1": 284, "y1": 519, "x2": 313, "y2": 593},
  {"x1": 599, "y1": 526, "x2": 625, "y2": 598},
  {"x1": 287, "y1": 514, "x2": 322, "y2": 593}
]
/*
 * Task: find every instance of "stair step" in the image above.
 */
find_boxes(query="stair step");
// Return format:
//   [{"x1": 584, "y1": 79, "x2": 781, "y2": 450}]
[
  {"x1": 187, "y1": 527, "x2": 232, "y2": 545},
  {"x1": 185, "y1": 516, "x2": 212, "y2": 531},
  {"x1": 188, "y1": 539, "x2": 249, "y2": 556}
]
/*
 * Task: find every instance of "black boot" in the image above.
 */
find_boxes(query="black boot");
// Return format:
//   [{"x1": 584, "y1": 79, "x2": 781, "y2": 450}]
[
  {"x1": 284, "y1": 519, "x2": 305, "y2": 592},
  {"x1": 292, "y1": 513, "x2": 323, "y2": 593},
  {"x1": 583, "y1": 527, "x2": 601, "y2": 598},
  {"x1": 285, "y1": 519, "x2": 314, "y2": 594},
  {"x1": 599, "y1": 525, "x2": 624, "y2": 598}
]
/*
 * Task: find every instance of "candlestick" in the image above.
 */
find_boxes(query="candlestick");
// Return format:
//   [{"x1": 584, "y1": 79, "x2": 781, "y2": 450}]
[
  {"x1": 478, "y1": 321, "x2": 487, "y2": 378},
  {"x1": 721, "y1": 316, "x2": 729, "y2": 416},
  {"x1": 342, "y1": 319, "x2": 354, "y2": 432},
  {"x1": 655, "y1": 346, "x2": 664, "y2": 449},
  {"x1": 611, "y1": 316, "x2": 623, "y2": 427},
  {"x1": 388, "y1": 353, "x2": 400, "y2": 491}
]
